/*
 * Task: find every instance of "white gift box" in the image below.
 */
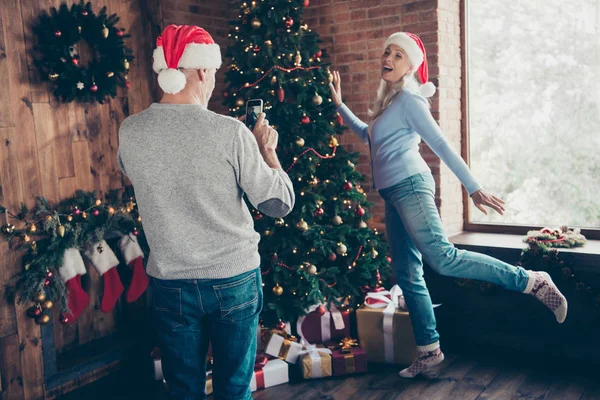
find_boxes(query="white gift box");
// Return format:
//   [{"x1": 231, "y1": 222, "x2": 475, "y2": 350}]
[
  {"x1": 250, "y1": 358, "x2": 289, "y2": 392},
  {"x1": 264, "y1": 333, "x2": 302, "y2": 364}
]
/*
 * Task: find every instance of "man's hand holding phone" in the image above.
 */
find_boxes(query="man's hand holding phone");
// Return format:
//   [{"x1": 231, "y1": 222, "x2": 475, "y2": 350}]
[{"x1": 252, "y1": 113, "x2": 281, "y2": 170}]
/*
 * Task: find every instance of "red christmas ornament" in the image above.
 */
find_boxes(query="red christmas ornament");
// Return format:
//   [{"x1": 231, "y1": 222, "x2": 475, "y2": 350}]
[
  {"x1": 276, "y1": 320, "x2": 286, "y2": 330},
  {"x1": 277, "y1": 87, "x2": 285, "y2": 102},
  {"x1": 116, "y1": 29, "x2": 124, "y2": 37},
  {"x1": 73, "y1": 208, "x2": 81, "y2": 216},
  {"x1": 343, "y1": 181, "x2": 353, "y2": 191},
  {"x1": 355, "y1": 206, "x2": 365, "y2": 217},
  {"x1": 285, "y1": 17, "x2": 294, "y2": 29},
  {"x1": 72, "y1": 58, "x2": 79, "y2": 66},
  {"x1": 386, "y1": 256, "x2": 392, "y2": 263},
  {"x1": 336, "y1": 113, "x2": 344, "y2": 125},
  {"x1": 34, "y1": 308, "x2": 43, "y2": 317},
  {"x1": 303, "y1": 0, "x2": 310, "y2": 6},
  {"x1": 301, "y1": 115, "x2": 310, "y2": 125},
  {"x1": 253, "y1": 46, "x2": 261, "y2": 53},
  {"x1": 254, "y1": 213, "x2": 263, "y2": 221},
  {"x1": 316, "y1": 305, "x2": 327, "y2": 316},
  {"x1": 54, "y1": 30, "x2": 62, "y2": 37},
  {"x1": 81, "y1": 10, "x2": 89, "y2": 16},
  {"x1": 45, "y1": 279, "x2": 51, "y2": 286},
  {"x1": 90, "y1": 84, "x2": 98, "y2": 93},
  {"x1": 327, "y1": 252, "x2": 337, "y2": 262},
  {"x1": 133, "y1": 229, "x2": 139, "y2": 236},
  {"x1": 313, "y1": 208, "x2": 324, "y2": 217},
  {"x1": 126, "y1": 81, "x2": 131, "y2": 89},
  {"x1": 92, "y1": 209, "x2": 100, "y2": 217},
  {"x1": 47, "y1": 270, "x2": 53, "y2": 279}
]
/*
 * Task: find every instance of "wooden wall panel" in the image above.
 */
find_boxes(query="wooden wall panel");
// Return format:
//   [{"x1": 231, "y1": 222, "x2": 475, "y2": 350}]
[{"x1": 0, "y1": 0, "x2": 160, "y2": 397}]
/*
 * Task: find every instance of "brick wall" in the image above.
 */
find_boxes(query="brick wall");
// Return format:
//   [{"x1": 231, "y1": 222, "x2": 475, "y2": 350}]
[
  {"x1": 157, "y1": 0, "x2": 465, "y2": 235},
  {"x1": 158, "y1": 0, "x2": 238, "y2": 113}
]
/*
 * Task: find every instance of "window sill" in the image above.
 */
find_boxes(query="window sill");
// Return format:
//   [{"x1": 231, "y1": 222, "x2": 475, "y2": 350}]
[{"x1": 450, "y1": 231, "x2": 600, "y2": 257}]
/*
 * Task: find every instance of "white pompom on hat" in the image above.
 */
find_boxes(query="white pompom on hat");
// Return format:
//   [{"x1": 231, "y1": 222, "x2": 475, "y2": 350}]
[
  {"x1": 153, "y1": 25, "x2": 222, "y2": 94},
  {"x1": 383, "y1": 32, "x2": 436, "y2": 98}
]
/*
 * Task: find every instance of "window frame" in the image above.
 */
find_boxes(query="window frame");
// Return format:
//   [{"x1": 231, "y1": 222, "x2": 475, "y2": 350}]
[{"x1": 460, "y1": 0, "x2": 600, "y2": 240}]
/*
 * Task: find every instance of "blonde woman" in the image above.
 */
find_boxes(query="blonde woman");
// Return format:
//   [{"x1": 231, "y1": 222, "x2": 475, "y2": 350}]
[{"x1": 329, "y1": 32, "x2": 567, "y2": 379}]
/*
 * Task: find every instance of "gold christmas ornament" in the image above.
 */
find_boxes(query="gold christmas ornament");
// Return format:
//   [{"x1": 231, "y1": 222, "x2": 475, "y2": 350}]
[
  {"x1": 101, "y1": 25, "x2": 109, "y2": 39},
  {"x1": 29, "y1": 224, "x2": 37, "y2": 233},
  {"x1": 95, "y1": 199, "x2": 102, "y2": 206},
  {"x1": 275, "y1": 218, "x2": 284, "y2": 227},
  {"x1": 296, "y1": 219, "x2": 308, "y2": 232},
  {"x1": 106, "y1": 71, "x2": 114, "y2": 78},
  {"x1": 34, "y1": 292, "x2": 46, "y2": 303},
  {"x1": 348, "y1": 160, "x2": 355, "y2": 169},
  {"x1": 307, "y1": 264, "x2": 317, "y2": 275},
  {"x1": 24, "y1": 234, "x2": 31, "y2": 243},
  {"x1": 57, "y1": 225, "x2": 65, "y2": 237},
  {"x1": 46, "y1": 215, "x2": 54, "y2": 222},
  {"x1": 265, "y1": 40, "x2": 272, "y2": 46},
  {"x1": 264, "y1": 229, "x2": 272, "y2": 236},
  {"x1": 236, "y1": 98, "x2": 245, "y2": 107},
  {"x1": 329, "y1": 136, "x2": 339, "y2": 147},
  {"x1": 36, "y1": 314, "x2": 51, "y2": 325},
  {"x1": 108, "y1": 207, "x2": 115, "y2": 215},
  {"x1": 82, "y1": 212, "x2": 87, "y2": 219},
  {"x1": 243, "y1": 7, "x2": 251, "y2": 14},
  {"x1": 336, "y1": 243, "x2": 347, "y2": 255},
  {"x1": 49, "y1": 73, "x2": 59, "y2": 80},
  {"x1": 67, "y1": 215, "x2": 73, "y2": 221},
  {"x1": 295, "y1": 137, "x2": 305, "y2": 147},
  {"x1": 271, "y1": 76, "x2": 277, "y2": 84},
  {"x1": 332, "y1": 215, "x2": 343, "y2": 226},
  {"x1": 251, "y1": 18, "x2": 261, "y2": 29},
  {"x1": 124, "y1": 59, "x2": 130, "y2": 70},
  {"x1": 312, "y1": 94, "x2": 323, "y2": 105},
  {"x1": 308, "y1": 177, "x2": 319, "y2": 187},
  {"x1": 42, "y1": 300, "x2": 53, "y2": 310},
  {"x1": 372, "y1": 248, "x2": 379, "y2": 259},
  {"x1": 273, "y1": 284, "x2": 283, "y2": 296},
  {"x1": 358, "y1": 220, "x2": 368, "y2": 229},
  {"x1": 294, "y1": 51, "x2": 302, "y2": 65}
]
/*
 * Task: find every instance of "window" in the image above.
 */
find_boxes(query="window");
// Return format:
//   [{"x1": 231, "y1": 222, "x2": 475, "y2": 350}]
[{"x1": 463, "y1": 0, "x2": 600, "y2": 237}]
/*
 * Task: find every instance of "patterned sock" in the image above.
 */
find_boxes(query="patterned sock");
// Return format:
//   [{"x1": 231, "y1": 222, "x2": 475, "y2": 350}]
[
  {"x1": 524, "y1": 271, "x2": 568, "y2": 323},
  {"x1": 399, "y1": 342, "x2": 445, "y2": 379}
]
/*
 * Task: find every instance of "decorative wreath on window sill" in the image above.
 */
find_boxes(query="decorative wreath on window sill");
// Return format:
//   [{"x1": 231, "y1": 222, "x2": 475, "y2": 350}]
[{"x1": 33, "y1": 1, "x2": 134, "y2": 103}]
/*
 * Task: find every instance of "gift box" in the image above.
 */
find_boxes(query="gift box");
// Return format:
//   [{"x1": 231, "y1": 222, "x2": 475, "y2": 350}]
[
  {"x1": 250, "y1": 356, "x2": 289, "y2": 392},
  {"x1": 357, "y1": 285, "x2": 418, "y2": 365},
  {"x1": 331, "y1": 341, "x2": 368, "y2": 376},
  {"x1": 298, "y1": 345, "x2": 332, "y2": 379},
  {"x1": 296, "y1": 304, "x2": 350, "y2": 344},
  {"x1": 264, "y1": 330, "x2": 303, "y2": 364}
]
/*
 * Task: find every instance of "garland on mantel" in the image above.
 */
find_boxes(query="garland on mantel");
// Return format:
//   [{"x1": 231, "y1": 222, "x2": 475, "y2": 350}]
[{"x1": 0, "y1": 187, "x2": 146, "y2": 324}]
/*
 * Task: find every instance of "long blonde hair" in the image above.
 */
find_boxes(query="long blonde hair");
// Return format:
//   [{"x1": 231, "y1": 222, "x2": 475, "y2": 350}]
[{"x1": 368, "y1": 73, "x2": 425, "y2": 128}]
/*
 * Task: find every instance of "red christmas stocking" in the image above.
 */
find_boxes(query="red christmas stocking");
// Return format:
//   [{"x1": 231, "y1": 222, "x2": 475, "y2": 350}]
[
  {"x1": 119, "y1": 234, "x2": 148, "y2": 302},
  {"x1": 58, "y1": 248, "x2": 90, "y2": 324},
  {"x1": 85, "y1": 240, "x2": 124, "y2": 312}
]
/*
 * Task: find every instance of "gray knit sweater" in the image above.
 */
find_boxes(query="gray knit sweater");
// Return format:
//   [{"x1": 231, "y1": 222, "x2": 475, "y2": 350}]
[{"x1": 117, "y1": 103, "x2": 295, "y2": 280}]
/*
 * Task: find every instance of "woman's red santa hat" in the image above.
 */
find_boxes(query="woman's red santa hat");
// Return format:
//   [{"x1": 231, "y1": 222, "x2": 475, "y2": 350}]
[
  {"x1": 383, "y1": 32, "x2": 436, "y2": 98},
  {"x1": 153, "y1": 25, "x2": 222, "y2": 94}
]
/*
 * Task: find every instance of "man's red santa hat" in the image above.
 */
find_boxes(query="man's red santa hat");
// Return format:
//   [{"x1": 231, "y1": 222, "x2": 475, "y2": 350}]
[{"x1": 153, "y1": 25, "x2": 222, "y2": 94}]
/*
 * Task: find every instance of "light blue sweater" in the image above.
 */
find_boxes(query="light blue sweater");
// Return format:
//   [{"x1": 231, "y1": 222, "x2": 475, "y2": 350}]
[{"x1": 337, "y1": 89, "x2": 481, "y2": 195}]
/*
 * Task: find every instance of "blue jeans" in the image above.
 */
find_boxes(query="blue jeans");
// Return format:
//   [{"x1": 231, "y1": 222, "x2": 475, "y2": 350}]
[
  {"x1": 152, "y1": 268, "x2": 262, "y2": 400},
  {"x1": 379, "y1": 173, "x2": 529, "y2": 346}
]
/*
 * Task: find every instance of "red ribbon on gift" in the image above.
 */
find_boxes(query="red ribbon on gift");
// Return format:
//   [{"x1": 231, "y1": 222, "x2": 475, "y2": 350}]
[
  {"x1": 363, "y1": 287, "x2": 390, "y2": 305},
  {"x1": 254, "y1": 354, "x2": 268, "y2": 390}
]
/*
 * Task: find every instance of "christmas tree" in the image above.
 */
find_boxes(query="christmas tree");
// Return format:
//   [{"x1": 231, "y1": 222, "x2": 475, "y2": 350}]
[{"x1": 223, "y1": 0, "x2": 391, "y2": 324}]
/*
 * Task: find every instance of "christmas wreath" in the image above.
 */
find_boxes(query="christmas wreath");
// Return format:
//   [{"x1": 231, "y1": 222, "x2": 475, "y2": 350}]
[
  {"x1": 33, "y1": 1, "x2": 133, "y2": 103},
  {"x1": 523, "y1": 226, "x2": 587, "y2": 248}
]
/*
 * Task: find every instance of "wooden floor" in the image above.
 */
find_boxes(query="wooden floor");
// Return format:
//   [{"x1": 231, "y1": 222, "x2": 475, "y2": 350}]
[{"x1": 60, "y1": 347, "x2": 600, "y2": 400}]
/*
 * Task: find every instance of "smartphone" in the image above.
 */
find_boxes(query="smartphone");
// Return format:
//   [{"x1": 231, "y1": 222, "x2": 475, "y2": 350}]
[{"x1": 245, "y1": 99, "x2": 263, "y2": 130}]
